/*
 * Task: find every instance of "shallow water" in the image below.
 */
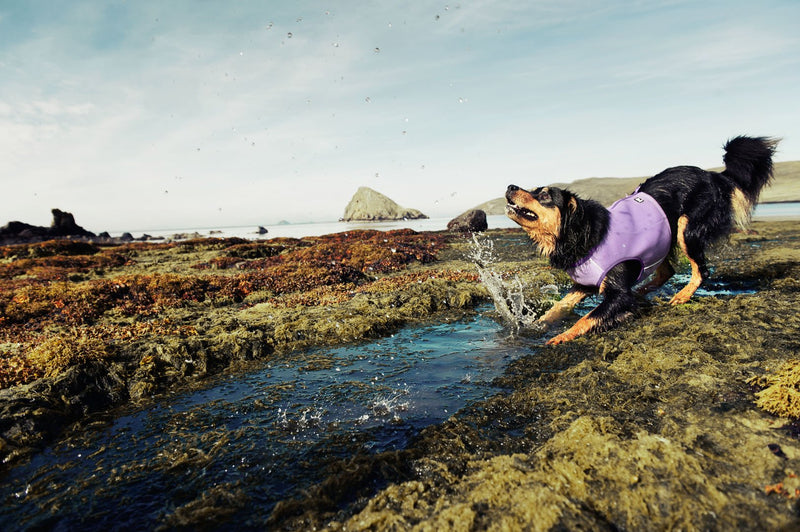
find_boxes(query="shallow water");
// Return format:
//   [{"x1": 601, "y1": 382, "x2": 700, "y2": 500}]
[{"x1": 0, "y1": 305, "x2": 528, "y2": 530}]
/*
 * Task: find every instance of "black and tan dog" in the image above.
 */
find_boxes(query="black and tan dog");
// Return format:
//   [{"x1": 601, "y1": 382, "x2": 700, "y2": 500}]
[{"x1": 506, "y1": 136, "x2": 778, "y2": 344}]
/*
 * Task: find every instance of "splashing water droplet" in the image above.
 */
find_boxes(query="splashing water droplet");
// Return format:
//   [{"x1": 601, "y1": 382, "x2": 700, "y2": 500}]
[
  {"x1": 540, "y1": 284, "x2": 559, "y2": 295},
  {"x1": 287, "y1": 32, "x2": 293, "y2": 38},
  {"x1": 469, "y1": 233, "x2": 545, "y2": 329},
  {"x1": 365, "y1": 96, "x2": 372, "y2": 103}
]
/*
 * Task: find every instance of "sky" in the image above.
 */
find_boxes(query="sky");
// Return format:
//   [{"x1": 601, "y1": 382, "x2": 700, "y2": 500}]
[{"x1": 1, "y1": 0, "x2": 799, "y2": 232}]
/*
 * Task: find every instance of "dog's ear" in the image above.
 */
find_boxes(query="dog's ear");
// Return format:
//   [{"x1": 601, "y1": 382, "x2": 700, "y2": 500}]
[
  {"x1": 568, "y1": 196, "x2": 579, "y2": 213},
  {"x1": 538, "y1": 188, "x2": 551, "y2": 203}
]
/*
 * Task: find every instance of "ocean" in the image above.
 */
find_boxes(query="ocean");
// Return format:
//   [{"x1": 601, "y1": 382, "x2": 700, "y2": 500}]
[{"x1": 122, "y1": 202, "x2": 800, "y2": 241}]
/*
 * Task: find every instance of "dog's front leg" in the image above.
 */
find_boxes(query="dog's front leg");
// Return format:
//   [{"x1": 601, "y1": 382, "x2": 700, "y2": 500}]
[
  {"x1": 547, "y1": 263, "x2": 637, "y2": 345},
  {"x1": 537, "y1": 287, "x2": 591, "y2": 325}
]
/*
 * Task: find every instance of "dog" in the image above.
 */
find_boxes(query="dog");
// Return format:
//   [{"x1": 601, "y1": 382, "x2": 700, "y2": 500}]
[{"x1": 505, "y1": 136, "x2": 778, "y2": 345}]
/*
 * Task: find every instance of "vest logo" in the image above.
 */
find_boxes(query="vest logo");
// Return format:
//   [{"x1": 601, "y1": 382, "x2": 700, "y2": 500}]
[{"x1": 634, "y1": 196, "x2": 645, "y2": 203}]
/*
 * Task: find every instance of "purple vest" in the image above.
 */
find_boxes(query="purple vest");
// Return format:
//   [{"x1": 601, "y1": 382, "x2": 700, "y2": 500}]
[{"x1": 565, "y1": 191, "x2": 671, "y2": 287}]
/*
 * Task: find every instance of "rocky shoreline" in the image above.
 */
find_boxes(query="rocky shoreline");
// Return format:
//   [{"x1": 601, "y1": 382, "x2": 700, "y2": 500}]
[
  {"x1": 0, "y1": 228, "x2": 506, "y2": 470},
  {"x1": 270, "y1": 220, "x2": 800, "y2": 530},
  {"x1": 2, "y1": 220, "x2": 800, "y2": 530}
]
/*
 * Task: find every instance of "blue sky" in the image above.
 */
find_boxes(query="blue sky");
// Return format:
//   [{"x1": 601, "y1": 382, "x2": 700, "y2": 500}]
[{"x1": 2, "y1": 0, "x2": 799, "y2": 231}]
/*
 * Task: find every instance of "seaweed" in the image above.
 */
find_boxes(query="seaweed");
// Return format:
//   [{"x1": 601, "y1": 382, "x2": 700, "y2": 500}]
[{"x1": 750, "y1": 360, "x2": 800, "y2": 419}]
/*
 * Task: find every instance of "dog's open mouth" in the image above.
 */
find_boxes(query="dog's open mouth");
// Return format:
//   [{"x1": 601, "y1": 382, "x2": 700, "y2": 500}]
[{"x1": 506, "y1": 203, "x2": 538, "y2": 221}]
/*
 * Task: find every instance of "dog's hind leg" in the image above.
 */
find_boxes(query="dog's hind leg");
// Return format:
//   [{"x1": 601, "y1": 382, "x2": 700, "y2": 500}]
[{"x1": 670, "y1": 215, "x2": 707, "y2": 305}]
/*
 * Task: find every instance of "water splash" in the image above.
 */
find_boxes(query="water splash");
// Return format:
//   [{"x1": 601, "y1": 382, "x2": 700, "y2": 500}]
[
  {"x1": 370, "y1": 390, "x2": 410, "y2": 422},
  {"x1": 469, "y1": 233, "x2": 543, "y2": 329}
]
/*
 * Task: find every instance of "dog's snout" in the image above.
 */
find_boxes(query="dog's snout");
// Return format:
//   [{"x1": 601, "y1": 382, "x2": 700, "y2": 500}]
[{"x1": 507, "y1": 184, "x2": 519, "y2": 193}]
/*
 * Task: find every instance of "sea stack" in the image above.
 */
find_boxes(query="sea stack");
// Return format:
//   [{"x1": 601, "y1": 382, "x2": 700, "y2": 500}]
[{"x1": 341, "y1": 187, "x2": 428, "y2": 221}]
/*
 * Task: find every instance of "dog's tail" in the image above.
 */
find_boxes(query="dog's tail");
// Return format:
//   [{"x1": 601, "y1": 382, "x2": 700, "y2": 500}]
[{"x1": 722, "y1": 135, "x2": 779, "y2": 205}]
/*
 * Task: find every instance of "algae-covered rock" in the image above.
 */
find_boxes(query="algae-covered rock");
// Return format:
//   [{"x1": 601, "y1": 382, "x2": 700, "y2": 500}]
[{"x1": 0, "y1": 360, "x2": 127, "y2": 463}]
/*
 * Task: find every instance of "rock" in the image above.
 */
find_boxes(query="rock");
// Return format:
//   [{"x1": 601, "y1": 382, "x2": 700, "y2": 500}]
[
  {"x1": 166, "y1": 232, "x2": 201, "y2": 241},
  {"x1": 120, "y1": 232, "x2": 134, "y2": 242},
  {"x1": 257, "y1": 226, "x2": 269, "y2": 235},
  {"x1": 0, "y1": 209, "x2": 95, "y2": 244},
  {"x1": 448, "y1": 209, "x2": 488, "y2": 233},
  {"x1": 50, "y1": 209, "x2": 93, "y2": 237},
  {"x1": 341, "y1": 187, "x2": 428, "y2": 222},
  {"x1": 0, "y1": 221, "x2": 48, "y2": 242},
  {"x1": 0, "y1": 361, "x2": 127, "y2": 463}
]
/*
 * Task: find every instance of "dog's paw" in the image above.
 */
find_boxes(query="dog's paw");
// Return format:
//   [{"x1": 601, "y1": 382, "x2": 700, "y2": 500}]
[
  {"x1": 546, "y1": 329, "x2": 582, "y2": 345},
  {"x1": 668, "y1": 292, "x2": 693, "y2": 305},
  {"x1": 546, "y1": 333, "x2": 569, "y2": 345},
  {"x1": 545, "y1": 315, "x2": 596, "y2": 344}
]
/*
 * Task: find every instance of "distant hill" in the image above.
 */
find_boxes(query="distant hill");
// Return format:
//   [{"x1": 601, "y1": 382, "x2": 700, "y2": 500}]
[{"x1": 475, "y1": 160, "x2": 800, "y2": 214}]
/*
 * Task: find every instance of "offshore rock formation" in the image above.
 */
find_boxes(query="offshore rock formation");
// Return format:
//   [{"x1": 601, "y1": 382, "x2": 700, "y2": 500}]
[
  {"x1": 341, "y1": 187, "x2": 428, "y2": 221},
  {"x1": 0, "y1": 209, "x2": 95, "y2": 244}
]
